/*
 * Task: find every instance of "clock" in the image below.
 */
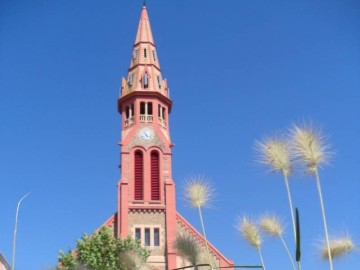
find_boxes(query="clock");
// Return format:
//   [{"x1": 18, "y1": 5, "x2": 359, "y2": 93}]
[{"x1": 139, "y1": 127, "x2": 154, "y2": 141}]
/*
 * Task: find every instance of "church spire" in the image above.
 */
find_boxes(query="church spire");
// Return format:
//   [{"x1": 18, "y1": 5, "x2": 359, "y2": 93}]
[
  {"x1": 119, "y1": 5, "x2": 169, "y2": 100},
  {"x1": 134, "y1": 5, "x2": 154, "y2": 45}
]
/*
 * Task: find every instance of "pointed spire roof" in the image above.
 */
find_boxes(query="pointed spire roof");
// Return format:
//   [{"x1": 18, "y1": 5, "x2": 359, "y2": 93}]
[
  {"x1": 119, "y1": 4, "x2": 171, "y2": 107},
  {"x1": 134, "y1": 5, "x2": 154, "y2": 45}
]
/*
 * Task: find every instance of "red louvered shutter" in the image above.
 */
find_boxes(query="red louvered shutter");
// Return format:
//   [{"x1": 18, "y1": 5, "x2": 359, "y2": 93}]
[
  {"x1": 134, "y1": 151, "x2": 143, "y2": 200},
  {"x1": 151, "y1": 151, "x2": 160, "y2": 200}
]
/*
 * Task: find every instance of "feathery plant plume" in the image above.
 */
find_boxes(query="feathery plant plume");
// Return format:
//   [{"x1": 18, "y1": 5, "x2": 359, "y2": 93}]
[
  {"x1": 255, "y1": 138, "x2": 292, "y2": 176},
  {"x1": 260, "y1": 214, "x2": 284, "y2": 236},
  {"x1": 185, "y1": 176, "x2": 214, "y2": 208},
  {"x1": 260, "y1": 214, "x2": 296, "y2": 270},
  {"x1": 255, "y1": 137, "x2": 297, "y2": 251},
  {"x1": 237, "y1": 216, "x2": 266, "y2": 270},
  {"x1": 290, "y1": 123, "x2": 333, "y2": 270},
  {"x1": 120, "y1": 250, "x2": 150, "y2": 270},
  {"x1": 175, "y1": 234, "x2": 200, "y2": 268},
  {"x1": 184, "y1": 176, "x2": 216, "y2": 267},
  {"x1": 290, "y1": 124, "x2": 331, "y2": 173},
  {"x1": 321, "y1": 236, "x2": 357, "y2": 260}
]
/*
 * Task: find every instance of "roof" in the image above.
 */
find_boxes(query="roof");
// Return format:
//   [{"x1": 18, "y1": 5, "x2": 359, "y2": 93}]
[{"x1": 0, "y1": 253, "x2": 10, "y2": 270}]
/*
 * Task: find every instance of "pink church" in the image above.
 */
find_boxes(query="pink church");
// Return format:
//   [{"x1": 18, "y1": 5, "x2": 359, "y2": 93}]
[{"x1": 100, "y1": 5, "x2": 233, "y2": 269}]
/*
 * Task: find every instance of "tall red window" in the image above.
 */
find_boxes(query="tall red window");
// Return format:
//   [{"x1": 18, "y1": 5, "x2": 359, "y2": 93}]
[
  {"x1": 134, "y1": 151, "x2": 143, "y2": 200},
  {"x1": 151, "y1": 151, "x2": 160, "y2": 200}
]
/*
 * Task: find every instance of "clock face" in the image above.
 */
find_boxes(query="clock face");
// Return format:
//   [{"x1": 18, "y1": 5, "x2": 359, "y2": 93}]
[{"x1": 139, "y1": 127, "x2": 154, "y2": 141}]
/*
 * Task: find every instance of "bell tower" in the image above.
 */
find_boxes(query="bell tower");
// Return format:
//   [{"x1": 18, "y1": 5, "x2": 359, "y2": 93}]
[
  {"x1": 99, "y1": 4, "x2": 235, "y2": 269},
  {"x1": 117, "y1": 4, "x2": 177, "y2": 269}
]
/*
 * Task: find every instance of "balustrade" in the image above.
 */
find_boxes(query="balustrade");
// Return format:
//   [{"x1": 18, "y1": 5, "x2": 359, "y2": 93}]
[
  {"x1": 124, "y1": 116, "x2": 135, "y2": 127},
  {"x1": 140, "y1": 115, "x2": 153, "y2": 123}
]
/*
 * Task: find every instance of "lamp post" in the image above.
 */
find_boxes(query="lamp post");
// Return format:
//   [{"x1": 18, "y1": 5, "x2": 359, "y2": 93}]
[{"x1": 12, "y1": 192, "x2": 30, "y2": 270}]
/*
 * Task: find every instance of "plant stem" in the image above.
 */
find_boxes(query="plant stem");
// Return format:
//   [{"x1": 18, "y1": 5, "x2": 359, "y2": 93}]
[
  {"x1": 283, "y1": 173, "x2": 296, "y2": 243},
  {"x1": 197, "y1": 206, "x2": 216, "y2": 268},
  {"x1": 279, "y1": 235, "x2": 296, "y2": 270},
  {"x1": 314, "y1": 169, "x2": 333, "y2": 270},
  {"x1": 297, "y1": 261, "x2": 302, "y2": 270},
  {"x1": 257, "y1": 247, "x2": 266, "y2": 270}
]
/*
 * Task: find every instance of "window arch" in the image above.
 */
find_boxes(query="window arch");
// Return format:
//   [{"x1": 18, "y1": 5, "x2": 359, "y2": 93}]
[
  {"x1": 134, "y1": 150, "x2": 144, "y2": 200},
  {"x1": 150, "y1": 151, "x2": 160, "y2": 200}
]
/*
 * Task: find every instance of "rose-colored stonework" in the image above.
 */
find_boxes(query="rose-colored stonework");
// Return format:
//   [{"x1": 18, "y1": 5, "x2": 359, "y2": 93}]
[{"x1": 100, "y1": 5, "x2": 233, "y2": 270}]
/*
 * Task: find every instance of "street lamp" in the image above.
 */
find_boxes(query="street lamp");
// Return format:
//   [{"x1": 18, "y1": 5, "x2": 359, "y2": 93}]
[{"x1": 12, "y1": 192, "x2": 31, "y2": 270}]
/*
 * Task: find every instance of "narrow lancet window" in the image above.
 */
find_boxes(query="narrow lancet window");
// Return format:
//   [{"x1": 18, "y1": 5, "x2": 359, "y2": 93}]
[
  {"x1": 144, "y1": 72, "x2": 149, "y2": 88},
  {"x1": 134, "y1": 151, "x2": 143, "y2": 200},
  {"x1": 133, "y1": 49, "x2": 138, "y2": 61},
  {"x1": 151, "y1": 151, "x2": 160, "y2": 200},
  {"x1": 128, "y1": 73, "x2": 134, "y2": 87},
  {"x1": 157, "y1": 75, "x2": 162, "y2": 89}
]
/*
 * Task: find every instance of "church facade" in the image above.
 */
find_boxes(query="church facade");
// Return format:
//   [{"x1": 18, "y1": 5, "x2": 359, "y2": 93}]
[{"x1": 101, "y1": 5, "x2": 233, "y2": 269}]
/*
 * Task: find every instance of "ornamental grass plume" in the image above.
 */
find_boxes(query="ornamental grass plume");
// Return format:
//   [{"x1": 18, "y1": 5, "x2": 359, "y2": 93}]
[
  {"x1": 260, "y1": 214, "x2": 284, "y2": 237},
  {"x1": 185, "y1": 176, "x2": 214, "y2": 209},
  {"x1": 175, "y1": 234, "x2": 201, "y2": 268},
  {"x1": 120, "y1": 250, "x2": 150, "y2": 270},
  {"x1": 237, "y1": 216, "x2": 266, "y2": 270},
  {"x1": 260, "y1": 215, "x2": 296, "y2": 270},
  {"x1": 255, "y1": 138, "x2": 292, "y2": 176},
  {"x1": 184, "y1": 176, "x2": 215, "y2": 267},
  {"x1": 255, "y1": 138, "x2": 297, "y2": 246},
  {"x1": 290, "y1": 124, "x2": 331, "y2": 173},
  {"x1": 290, "y1": 123, "x2": 333, "y2": 270},
  {"x1": 321, "y1": 236, "x2": 357, "y2": 260}
]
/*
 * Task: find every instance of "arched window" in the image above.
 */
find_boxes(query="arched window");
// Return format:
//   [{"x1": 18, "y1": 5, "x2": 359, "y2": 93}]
[
  {"x1": 151, "y1": 151, "x2": 160, "y2": 200},
  {"x1": 144, "y1": 72, "x2": 149, "y2": 89},
  {"x1": 134, "y1": 151, "x2": 143, "y2": 200}
]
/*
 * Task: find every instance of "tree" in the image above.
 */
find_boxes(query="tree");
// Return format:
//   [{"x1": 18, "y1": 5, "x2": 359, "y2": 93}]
[{"x1": 58, "y1": 226, "x2": 150, "y2": 270}]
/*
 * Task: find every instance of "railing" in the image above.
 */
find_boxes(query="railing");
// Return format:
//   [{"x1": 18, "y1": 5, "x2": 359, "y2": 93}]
[
  {"x1": 173, "y1": 264, "x2": 263, "y2": 270},
  {"x1": 158, "y1": 118, "x2": 167, "y2": 128},
  {"x1": 140, "y1": 115, "x2": 153, "y2": 123},
  {"x1": 124, "y1": 117, "x2": 134, "y2": 127}
]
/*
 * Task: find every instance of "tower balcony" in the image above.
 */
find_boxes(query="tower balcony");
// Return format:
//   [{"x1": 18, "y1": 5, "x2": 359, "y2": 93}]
[
  {"x1": 140, "y1": 115, "x2": 153, "y2": 123},
  {"x1": 158, "y1": 118, "x2": 167, "y2": 128},
  {"x1": 124, "y1": 116, "x2": 135, "y2": 127}
]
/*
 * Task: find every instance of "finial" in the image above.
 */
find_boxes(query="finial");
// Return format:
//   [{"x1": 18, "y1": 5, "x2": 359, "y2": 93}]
[{"x1": 143, "y1": 0, "x2": 146, "y2": 7}]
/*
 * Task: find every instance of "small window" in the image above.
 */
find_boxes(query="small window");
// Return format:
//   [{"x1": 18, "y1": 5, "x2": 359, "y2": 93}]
[
  {"x1": 162, "y1": 107, "x2": 166, "y2": 120},
  {"x1": 125, "y1": 106, "x2": 130, "y2": 119},
  {"x1": 152, "y1": 50, "x2": 157, "y2": 61},
  {"x1": 144, "y1": 48, "x2": 147, "y2": 58},
  {"x1": 157, "y1": 75, "x2": 162, "y2": 89},
  {"x1": 140, "y1": 102, "x2": 146, "y2": 115},
  {"x1": 128, "y1": 73, "x2": 134, "y2": 87},
  {"x1": 130, "y1": 104, "x2": 134, "y2": 117},
  {"x1": 135, "y1": 228, "x2": 141, "y2": 241},
  {"x1": 158, "y1": 105, "x2": 161, "y2": 118},
  {"x1": 154, "y1": 228, "x2": 160, "y2": 246},
  {"x1": 133, "y1": 49, "x2": 138, "y2": 60},
  {"x1": 144, "y1": 72, "x2": 149, "y2": 89},
  {"x1": 148, "y1": 102, "x2": 153, "y2": 115},
  {"x1": 145, "y1": 228, "x2": 150, "y2": 246}
]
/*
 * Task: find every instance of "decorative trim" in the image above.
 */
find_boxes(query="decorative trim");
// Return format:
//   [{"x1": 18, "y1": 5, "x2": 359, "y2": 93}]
[{"x1": 127, "y1": 126, "x2": 169, "y2": 153}]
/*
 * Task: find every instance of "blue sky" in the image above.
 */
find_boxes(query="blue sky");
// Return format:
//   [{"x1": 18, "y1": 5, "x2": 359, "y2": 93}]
[{"x1": 1, "y1": 0, "x2": 359, "y2": 269}]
